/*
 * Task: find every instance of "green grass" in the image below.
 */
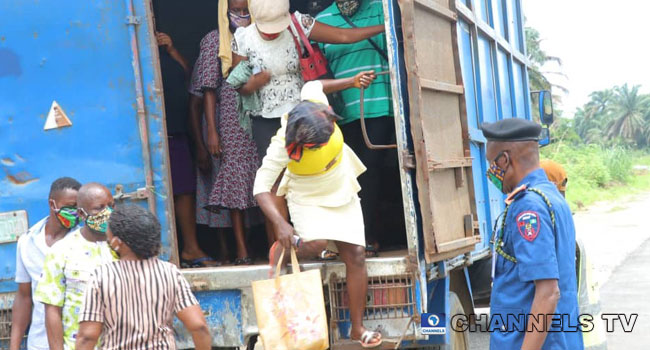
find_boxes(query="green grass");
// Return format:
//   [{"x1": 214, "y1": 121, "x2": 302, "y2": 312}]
[
  {"x1": 566, "y1": 173, "x2": 650, "y2": 211},
  {"x1": 541, "y1": 145, "x2": 650, "y2": 211}
]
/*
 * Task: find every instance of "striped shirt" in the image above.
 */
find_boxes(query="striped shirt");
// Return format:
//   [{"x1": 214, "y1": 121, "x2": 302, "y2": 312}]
[
  {"x1": 80, "y1": 258, "x2": 199, "y2": 350},
  {"x1": 316, "y1": 0, "x2": 393, "y2": 124}
]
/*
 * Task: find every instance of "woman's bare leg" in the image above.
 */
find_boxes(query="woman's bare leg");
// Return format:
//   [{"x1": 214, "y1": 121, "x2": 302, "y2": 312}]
[
  {"x1": 231, "y1": 209, "x2": 248, "y2": 259},
  {"x1": 217, "y1": 228, "x2": 230, "y2": 264},
  {"x1": 334, "y1": 241, "x2": 379, "y2": 345},
  {"x1": 176, "y1": 193, "x2": 217, "y2": 266}
]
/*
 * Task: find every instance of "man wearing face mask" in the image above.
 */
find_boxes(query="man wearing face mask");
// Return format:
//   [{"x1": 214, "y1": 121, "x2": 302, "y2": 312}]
[
  {"x1": 35, "y1": 183, "x2": 117, "y2": 350},
  {"x1": 481, "y1": 119, "x2": 583, "y2": 350},
  {"x1": 11, "y1": 177, "x2": 81, "y2": 350}
]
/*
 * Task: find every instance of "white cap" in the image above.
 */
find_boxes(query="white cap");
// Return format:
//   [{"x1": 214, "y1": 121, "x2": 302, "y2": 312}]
[
  {"x1": 300, "y1": 81, "x2": 329, "y2": 106},
  {"x1": 249, "y1": 0, "x2": 291, "y2": 34}
]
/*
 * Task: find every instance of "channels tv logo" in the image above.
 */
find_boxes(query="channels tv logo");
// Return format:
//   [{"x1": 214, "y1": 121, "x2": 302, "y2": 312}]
[{"x1": 421, "y1": 313, "x2": 446, "y2": 334}]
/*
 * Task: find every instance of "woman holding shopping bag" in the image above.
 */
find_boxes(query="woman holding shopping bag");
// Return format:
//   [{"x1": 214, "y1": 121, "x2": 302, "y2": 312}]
[{"x1": 253, "y1": 81, "x2": 382, "y2": 348}]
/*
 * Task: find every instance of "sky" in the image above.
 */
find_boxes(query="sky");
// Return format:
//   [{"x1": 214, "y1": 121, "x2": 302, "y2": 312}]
[{"x1": 522, "y1": 0, "x2": 649, "y2": 116}]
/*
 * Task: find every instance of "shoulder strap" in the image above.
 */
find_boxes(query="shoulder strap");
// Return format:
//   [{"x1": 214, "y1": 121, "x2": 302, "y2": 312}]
[
  {"x1": 495, "y1": 188, "x2": 557, "y2": 264},
  {"x1": 340, "y1": 14, "x2": 389, "y2": 62},
  {"x1": 289, "y1": 13, "x2": 315, "y2": 56}
]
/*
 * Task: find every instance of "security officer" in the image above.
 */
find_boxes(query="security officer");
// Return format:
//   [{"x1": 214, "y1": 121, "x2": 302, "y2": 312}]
[{"x1": 482, "y1": 118, "x2": 584, "y2": 350}]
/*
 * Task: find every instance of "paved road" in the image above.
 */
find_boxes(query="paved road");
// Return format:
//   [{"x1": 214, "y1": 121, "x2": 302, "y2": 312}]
[
  {"x1": 468, "y1": 192, "x2": 650, "y2": 350},
  {"x1": 599, "y1": 225, "x2": 650, "y2": 348}
]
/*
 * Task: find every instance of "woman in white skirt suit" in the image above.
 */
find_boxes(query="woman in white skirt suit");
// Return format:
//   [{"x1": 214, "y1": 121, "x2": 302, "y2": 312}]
[{"x1": 253, "y1": 81, "x2": 383, "y2": 348}]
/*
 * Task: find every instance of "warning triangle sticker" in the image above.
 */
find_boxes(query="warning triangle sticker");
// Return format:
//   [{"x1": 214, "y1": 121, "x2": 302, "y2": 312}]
[{"x1": 44, "y1": 101, "x2": 72, "y2": 130}]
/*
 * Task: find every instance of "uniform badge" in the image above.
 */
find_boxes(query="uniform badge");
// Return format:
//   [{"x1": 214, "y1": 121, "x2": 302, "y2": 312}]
[{"x1": 516, "y1": 211, "x2": 540, "y2": 242}]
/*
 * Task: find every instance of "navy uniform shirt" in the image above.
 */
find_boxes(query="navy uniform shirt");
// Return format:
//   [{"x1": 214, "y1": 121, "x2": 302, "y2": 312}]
[{"x1": 490, "y1": 168, "x2": 584, "y2": 349}]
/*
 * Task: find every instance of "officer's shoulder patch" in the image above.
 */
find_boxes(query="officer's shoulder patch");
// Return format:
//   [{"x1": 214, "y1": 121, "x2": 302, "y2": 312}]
[{"x1": 516, "y1": 211, "x2": 540, "y2": 242}]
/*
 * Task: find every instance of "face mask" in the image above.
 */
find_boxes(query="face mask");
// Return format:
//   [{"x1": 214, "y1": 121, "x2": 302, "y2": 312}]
[
  {"x1": 84, "y1": 206, "x2": 113, "y2": 234},
  {"x1": 53, "y1": 203, "x2": 80, "y2": 229},
  {"x1": 486, "y1": 152, "x2": 508, "y2": 193},
  {"x1": 228, "y1": 11, "x2": 251, "y2": 29},
  {"x1": 336, "y1": 0, "x2": 361, "y2": 17},
  {"x1": 258, "y1": 28, "x2": 281, "y2": 40}
]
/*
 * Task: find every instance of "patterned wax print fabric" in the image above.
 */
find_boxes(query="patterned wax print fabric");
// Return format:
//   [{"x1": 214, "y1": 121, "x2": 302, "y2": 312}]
[
  {"x1": 189, "y1": 29, "x2": 259, "y2": 211},
  {"x1": 34, "y1": 229, "x2": 117, "y2": 350}
]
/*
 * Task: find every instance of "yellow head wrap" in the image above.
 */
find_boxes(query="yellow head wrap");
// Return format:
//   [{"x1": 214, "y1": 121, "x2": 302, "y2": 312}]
[
  {"x1": 218, "y1": 0, "x2": 253, "y2": 77},
  {"x1": 286, "y1": 82, "x2": 343, "y2": 176}
]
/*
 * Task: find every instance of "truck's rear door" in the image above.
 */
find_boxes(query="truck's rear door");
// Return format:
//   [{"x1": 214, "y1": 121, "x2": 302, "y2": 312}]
[
  {"x1": 398, "y1": 0, "x2": 481, "y2": 263},
  {"x1": 0, "y1": 0, "x2": 175, "y2": 293}
]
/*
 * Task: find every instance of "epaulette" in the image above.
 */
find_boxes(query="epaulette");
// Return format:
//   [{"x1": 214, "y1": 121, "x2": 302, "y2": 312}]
[{"x1": 505, "y1": 184, "x2": 528, "y2": 205}]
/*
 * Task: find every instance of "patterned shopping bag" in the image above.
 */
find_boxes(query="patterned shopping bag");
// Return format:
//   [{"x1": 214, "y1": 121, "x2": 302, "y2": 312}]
[{"x1": 252, "y1": 247, "x2": 329, "y2": 350}]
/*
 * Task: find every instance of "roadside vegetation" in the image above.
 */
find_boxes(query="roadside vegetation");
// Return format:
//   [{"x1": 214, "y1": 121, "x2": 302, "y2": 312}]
[{"x1": 526, "y1": 26, "x2": 650, "y2": 211}]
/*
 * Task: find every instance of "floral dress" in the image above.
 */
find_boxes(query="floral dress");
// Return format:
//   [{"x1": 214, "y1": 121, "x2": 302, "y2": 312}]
[{"x1": 190, "y1": 30, "x2": 259, "y2": 212}]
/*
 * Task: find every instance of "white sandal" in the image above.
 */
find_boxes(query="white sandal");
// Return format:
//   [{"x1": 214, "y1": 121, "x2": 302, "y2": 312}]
[{"x1": 357, "y1": 330, "x2": 382, "y2": 348}]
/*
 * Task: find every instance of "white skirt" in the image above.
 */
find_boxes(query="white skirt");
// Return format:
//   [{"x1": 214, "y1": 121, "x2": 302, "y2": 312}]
[{"x1": 287, "y1": 196, "x2": 366, "y2": 248}]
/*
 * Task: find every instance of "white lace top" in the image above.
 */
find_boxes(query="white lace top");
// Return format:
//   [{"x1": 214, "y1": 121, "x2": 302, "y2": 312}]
[{"x1": 232, "y1": 12, "x2": 316, "y2": 119}]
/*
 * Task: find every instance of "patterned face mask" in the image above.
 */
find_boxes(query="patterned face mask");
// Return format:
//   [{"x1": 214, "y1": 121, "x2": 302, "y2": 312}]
[
  {"x1": 53, "y1": 204, "x2": 80, "y2": 229},
  {"x1": 228, "y1": 11, "x2": 251, "y2": 29},
  {"x1": 486, "y1": 151, "x2": 508, "y2": 193},
  {"x1": 336, "y1": 0, "x2": 361, "y2": 17},
  {"x1": 84, "y1": 206, "x2": 113, "y2": 234}
]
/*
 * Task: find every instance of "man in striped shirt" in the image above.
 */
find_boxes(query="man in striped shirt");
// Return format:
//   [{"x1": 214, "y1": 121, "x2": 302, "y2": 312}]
[
  {"x1": 317, "y1": 0, "x2": 405, "y2": 253},
  {"x1": 75, "y1": 205, "x2": 210, "y2": 350}
]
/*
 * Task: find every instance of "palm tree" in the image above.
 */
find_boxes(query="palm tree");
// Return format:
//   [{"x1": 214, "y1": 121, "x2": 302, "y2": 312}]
[
  {"x1": 605, "y1": 84, "x2": 649, "y2": 143},
  {"x1": 525, "y1": 26, "x2": 568, "y2": 94},
  {"x1": 584, "y1": 89, "x2": 614, "y2": 119}
]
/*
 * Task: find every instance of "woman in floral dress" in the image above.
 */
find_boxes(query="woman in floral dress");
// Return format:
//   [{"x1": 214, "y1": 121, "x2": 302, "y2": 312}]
[{"x1": 189, "y1": 8, "x2": 259, "y2": 265}]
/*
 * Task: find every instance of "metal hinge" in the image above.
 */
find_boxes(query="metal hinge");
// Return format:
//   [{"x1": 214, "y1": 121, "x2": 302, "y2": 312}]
[
  {"x1": 114, "y1": 184, "x2": 150, "y2": 201},
  {"x1": 401, "y1": 151, "x2": 416, "y2": 170},
  {"x1": 125, "y1": 16, "x2": 141, "y2": 25}
]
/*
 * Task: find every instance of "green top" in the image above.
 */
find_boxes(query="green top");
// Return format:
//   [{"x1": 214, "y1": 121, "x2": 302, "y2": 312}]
[
  {"x1": 226, "y1": 61, "x2": 262, "y2": 137},
  {"x1": 34, "y1": 229, "x2": 117, "y2": 350},
  {"x1": 316, "y1": 0, "x2": 393, "y2": 124}
]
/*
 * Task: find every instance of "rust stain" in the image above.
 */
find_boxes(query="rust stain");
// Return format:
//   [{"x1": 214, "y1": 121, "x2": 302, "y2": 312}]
[
  {"x1": 6, "y1": 173, "x2": 39, "y2": 186},
  {"x1": 39, "y1": 114, "x2": 45, "y2": 119},
  {"x1": 1, "y1": 158, "x2": 14, "y2": 166},
  {"x1": 14, "y1": 154, "x2": 25, "y2": 162},
  {"x1": 0, "y1": 36, "x2": 5, "y2": 42},
  {"x1": 33, "y1": 32, "x2": 38, "y2": 39},
  {"x1": 7, "y1": 116, "x2": 13, "y2": 124}
]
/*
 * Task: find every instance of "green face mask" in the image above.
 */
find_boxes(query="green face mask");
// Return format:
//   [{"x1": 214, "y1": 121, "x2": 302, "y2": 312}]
[
  {"x1": 55, "y1": 206, "x2": 80, "y2": 229},
  {"x1": 84, "y1": 206, "x2": 113, "y2": 234}
]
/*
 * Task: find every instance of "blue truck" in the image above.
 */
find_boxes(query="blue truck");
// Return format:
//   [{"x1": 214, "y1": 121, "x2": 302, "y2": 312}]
[{"x1": 0, "y1": 0, "x2": 552, "y2": 348}]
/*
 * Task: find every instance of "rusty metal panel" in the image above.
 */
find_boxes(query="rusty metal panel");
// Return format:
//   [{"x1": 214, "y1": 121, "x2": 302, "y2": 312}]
[
  {"x1": 398, "y1": 0, "x2": 480, "y2": 263},
  {"x1": 173, "y1": 290, "x2": 245, "y2": 348},
  {"x1": 0, "y1": 0, "x2": 177, "y2": 283}
]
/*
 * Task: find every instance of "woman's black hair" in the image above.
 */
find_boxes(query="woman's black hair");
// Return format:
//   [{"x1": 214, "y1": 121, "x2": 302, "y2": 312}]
[
  {"x1": 108, "y1": 204, "x2": 161, "y2": 259},
  {"x1": 285, "y1": 101, "x2": 341, "y2": 149}
]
